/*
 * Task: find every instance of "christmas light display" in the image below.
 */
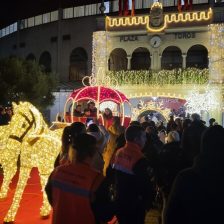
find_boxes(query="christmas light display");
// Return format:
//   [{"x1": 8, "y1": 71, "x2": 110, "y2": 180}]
[
  {"x1": 209, "y1": 23, "x2": 224, "y2": 83},
  {"x1": 106, "y1": 68, "x2": 209, "y2": 87},
  {"x1": 106, "y1": 5, "x2": 212, "y2": 32},
  {"x1": 0, "y1": 102, "x2": 63, "y2": 223},
  {"x1": 185, "y1": 85, "x2": 221, "y2": 115}
]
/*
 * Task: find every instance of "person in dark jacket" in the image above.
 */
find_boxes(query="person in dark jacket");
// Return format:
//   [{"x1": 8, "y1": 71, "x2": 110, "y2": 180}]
[
  {"x1": 181, "y1": 113, "x2": 207, "y2": 167},
  {"x1": 111, "y1": 125, "x2": 154, "y2": 224},
  {"x1": 164, "y1": 125, "x2": 224, "y2": 224}
]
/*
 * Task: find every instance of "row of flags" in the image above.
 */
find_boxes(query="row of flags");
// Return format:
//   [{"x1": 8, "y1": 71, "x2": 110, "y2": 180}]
[{"x1": 118, "y1": 0, "x2": 193, "y2": 16}]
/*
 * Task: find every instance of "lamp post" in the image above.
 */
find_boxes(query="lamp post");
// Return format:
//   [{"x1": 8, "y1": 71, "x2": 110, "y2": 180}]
[{"x1": 99, "y1": 0, "x2": 106, "y2": 14}]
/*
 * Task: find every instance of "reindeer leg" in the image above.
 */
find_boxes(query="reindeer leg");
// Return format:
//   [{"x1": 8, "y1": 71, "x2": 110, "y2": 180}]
[
  {"x1": 0, "y1": 161, "x2": 17, "y2": 199},
  {"x1": 3, "y1": 167, "x2": 31, "y2": 223}
]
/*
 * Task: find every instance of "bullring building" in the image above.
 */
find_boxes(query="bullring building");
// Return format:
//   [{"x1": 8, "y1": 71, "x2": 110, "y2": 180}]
[{"x1": 0, "y1": 0, "x2": 223, "y2": 124}]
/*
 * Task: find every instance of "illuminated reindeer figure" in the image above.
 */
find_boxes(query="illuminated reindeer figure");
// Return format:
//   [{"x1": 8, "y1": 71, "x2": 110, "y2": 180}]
[{"x1": 0, "y1": 102, "x2": 63, "y2": 223}]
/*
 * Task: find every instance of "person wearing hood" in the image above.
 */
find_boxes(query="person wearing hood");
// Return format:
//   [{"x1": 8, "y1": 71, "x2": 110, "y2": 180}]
[
  {"x1": 164, "y1": 125, "x2": 224, "y2": 224},
  {"x1": 87, "y1": 123, "x2": 108, "y2": 173}
]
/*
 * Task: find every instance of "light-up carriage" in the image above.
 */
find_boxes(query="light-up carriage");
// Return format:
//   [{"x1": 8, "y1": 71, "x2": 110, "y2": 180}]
[{"x1": 64, "y1": 86, "x2": 131, "y2": 128}]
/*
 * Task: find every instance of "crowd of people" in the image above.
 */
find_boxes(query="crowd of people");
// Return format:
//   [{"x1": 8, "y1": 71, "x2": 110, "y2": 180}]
[
  {"x1": 0, "y1": 105, "x2": 12, "y2": 126},
  {"x1": 44, "y1": 112, "x2": 224, "y2": 224}
]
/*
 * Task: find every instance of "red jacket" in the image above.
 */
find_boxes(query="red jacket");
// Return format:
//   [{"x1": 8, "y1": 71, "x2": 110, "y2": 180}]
[{"x1": 46, "y1": 162, "x2": 104, "y2": 224}]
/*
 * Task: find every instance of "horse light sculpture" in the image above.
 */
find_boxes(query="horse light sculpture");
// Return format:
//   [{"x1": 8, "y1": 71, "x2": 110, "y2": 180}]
[{"x1": 0, "y1": 102, "x2": 63, "y2": 223}]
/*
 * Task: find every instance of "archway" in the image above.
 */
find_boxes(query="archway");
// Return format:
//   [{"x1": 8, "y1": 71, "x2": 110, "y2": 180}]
[
  {"x1": 39, "y1": 51, "x2": 51, "y2": 72},
  {"x1": 161, "y1": 46, "x2": 182, "y2": 69},
  {"x1": 138, "y1": 109, "x2": 167, "y2": 124},
  {"x1": 26, "y1": 53, "x2": 36, "y2": 61},
  {"x1": 69, "y1": 47, "x2": 88, "y2": 81},
  {"x1": 131, "y1": 47, "x2": 151, "y2": 70},
  {"x1": 108, "y1": 48, "x2": 127, "y2": 71},
  {"x1": 186, "y1": 45, "x2": 208, "y2": 68}
]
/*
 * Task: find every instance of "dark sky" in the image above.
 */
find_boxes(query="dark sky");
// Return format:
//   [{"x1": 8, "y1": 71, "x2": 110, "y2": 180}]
[{"x1": 0, "y1": 0, "x2": 104, "y2": 28}]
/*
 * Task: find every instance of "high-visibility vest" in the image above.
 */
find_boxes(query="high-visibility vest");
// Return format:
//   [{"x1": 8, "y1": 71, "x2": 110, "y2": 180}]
[{"x1": 51, "y1": 162, "x2": 104, "y2": 224}]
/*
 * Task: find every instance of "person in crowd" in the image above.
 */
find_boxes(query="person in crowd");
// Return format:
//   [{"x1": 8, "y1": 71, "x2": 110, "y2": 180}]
[
  {"x1": 157, "y1": 121, "x2": 166, "y2": 132},
  {"x1": 174, "y1": 118, "x2": 183, "y2": 138},
  {"x1": 129, "y1": 120, "x2": 141, "y2": 126},
  {"x1": 73, "y1": 104, "x2": 83, "y2": 117},
  {"x1": 0, "y1": 106, "x2": 9, "y2": 125},
  {"x1": 181, "y1": 113, "x2": 207, "y2": 167},
  {"x1": 103, "y1": 108, "x2": 113, "y2": 130},
  {"x1": 88, "y1": 101, "x2": 97, "y2": 117},
  {"x1": 103, "y1": 116, "x2": 125, "y2": 175},
  {"x1": 158, "y1": 129, "x2": 166, "y2": 144},
  {"x1": 54, "y1": 126, "x2": 72, "y2": 167},
  {"x1": 54, "y1": 122, "x2": 87, "y2": 167},
  {"x1": 83, "y1": 108, "x2": 91, "y2": 117},
  {"x1": 182, "y1": 118, "x2": 191, "y2": 132},
  {"x1": 166, "y1": 115, "x2": 175, "y2": 134},
  {"x1": 164, "y1": 125, "x2": 224, "y2": 224},
  {"x1": 157, "y1": 131, "x2": 183, "y2": 201},
  {"x1": 142, "y1": 124, "x2": 163, "y2": 170},
  {"x1": 208, "y1": 118, "x2": 216, "y2": 127},
  {"x1": 111, "y1": 125, "x2": 154, "y2": 224},
  {"x1": 45, "y1": 133, "x2": 104, "y2": 224},
  {"x1": 87, "y1": 123, "x2": 108, "y2": 172}
]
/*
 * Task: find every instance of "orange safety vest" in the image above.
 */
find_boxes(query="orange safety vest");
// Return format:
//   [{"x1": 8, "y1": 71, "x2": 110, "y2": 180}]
[
  {"x1": 50, "y1": 162, "x2": 104, "y2": 224},
  {"x1": 113, "y1": 142, "x2": 143, "y2": 174}
]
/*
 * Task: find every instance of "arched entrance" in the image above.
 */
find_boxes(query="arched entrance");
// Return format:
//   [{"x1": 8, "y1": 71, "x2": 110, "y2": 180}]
[
  {"x1": 39, "y1": 51, "x2": 51, "y2": 72},
  {"x1": 186, "y1": 45, "x2": 208, "y2": 68},
  {"x1": 131, "y1": 47, "x2": 151, "y2": 70},
  {"x1": 108, "y1": 48, "x2": 127, "y2": 71},
  {"x1": 161, "y1": 46, "x2": 182, "y2": 69},
  {"x1": 69, "y1": 47, "x2": 88, "y2": 81},
  {"x1": 138, "y1": 109, "x2": 167, "y2": 124}
]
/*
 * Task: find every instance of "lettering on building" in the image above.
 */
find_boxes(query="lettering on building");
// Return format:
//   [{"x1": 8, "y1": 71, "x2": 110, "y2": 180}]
[
  {"x1": 120, "y1": 35, "x2": 139, "y2": 42},
  {"x1": 175, "y1": 32, "x2": 196, "y2": 39}
]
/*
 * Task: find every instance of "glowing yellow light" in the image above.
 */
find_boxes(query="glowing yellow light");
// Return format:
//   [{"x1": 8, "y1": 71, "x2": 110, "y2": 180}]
[
  {"x1": 0, "y1": 101, "x2": 63, "y2": 223},
  {"x1": 106, "y1": 8, "x2": 213, "y2": 32}
]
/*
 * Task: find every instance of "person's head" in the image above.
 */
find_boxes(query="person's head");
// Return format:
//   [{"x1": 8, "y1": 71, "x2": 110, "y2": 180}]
[
  {"x1": 70, "y1": 122, "x2": 86, "y2": 144},
  {"x1": 83, "y1": 108, "x2": 91, "y2": 116},
  {"x1": 129, "y1": 120, "x2": 141, "y2": 126},
  {"x1": 141, "y1": 121, "x2": 150, "y2": 131},
  {"x1": 191, "y1": 113, "x2": 201, "y2": 122},
  {"x1": 88, "y1": 101, "x2": 95, "y2": 110},
  {"x1": 209, "y1": 118, "x2": 216, "y2": 126},
  {"x1": 72, "y1": 133, "x2": 97, "y2": 162},
  {"x1": 201, "y1": 125, "x2": 224, "y2": 155},
  {"x1": 183, "y1": 118, "x2": 192, "y2": 130},
  {"x1": 61, "y1": 126, "x2": 72, "y2": 153},
  {"x1": 166, "y1": 131, "x2": 180, "y2": 143},
  {"x1": 169, "y1": 115, "x2": 174, "y2": 121},
  {"x1": 76, "y1": 105, "x2": 82, "y2": 112},
  {"x1": 125, "y1": 125, "x2": 146, "y2": 148},
  {"x1": 104, "y1": 108, "x2": 112, "y2": 116},
  {"x1": 87, "y1": 123, "x2": 100, "y2": 133}
]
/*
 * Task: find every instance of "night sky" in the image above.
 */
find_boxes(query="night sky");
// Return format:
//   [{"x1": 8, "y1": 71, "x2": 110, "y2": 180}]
[{"x1": 0, "y1": 0, "x2": 105, "y2": 29}]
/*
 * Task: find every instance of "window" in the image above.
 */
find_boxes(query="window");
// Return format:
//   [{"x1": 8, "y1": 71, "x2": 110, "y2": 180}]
[
  {"x1": 135, "y1": 0, "x2": 143, "y2": 9},
  {"x1": 74, "y1": 6, "x2": 85, "y2": 17},
  {"x1": 5, "y1": 26, "x2": 10, "y2": 35},
  {"x1": 63, "y1": 7, "x2": 74, "y2": 19},
  {"x1": 2, "y1": 28, "x2": 6, "y2": 37},
  {"x1": 28, "y1": 17, "x2": 34, "y2": 27},
  {"x1": 104, "y1": 1, "x2": 110, "y2": 13},
  {"x1": 35, "y1": 15, "x2": 42, "y2": 26},
  {"x1": 193, "y1": 0, "x2": 209, "y2": 3},
  {"x1": 9, "y1": 24, "x2": 14, "y2": 33},
  {"x1": 0, "y1": 30, "x2": 2, "y2": 38},
  {"x1": 43, "y1": 13, "x2": 50, "y2": 23},
  {"x1": 13, "y1": 22, "x2": 17, "y2": 32},
  {"x1": 143, "y1": 0, "x2": 151, "y2": 8},
  {"x1": 50, "y1": 11, "x2": 58, "y2": 22},
  {"x1": 112, "y1": 0, "x2": 119, "y2": 12}
]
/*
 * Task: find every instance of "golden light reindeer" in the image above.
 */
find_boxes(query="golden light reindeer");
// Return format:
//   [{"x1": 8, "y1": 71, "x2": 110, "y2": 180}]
[{"x1": 0, "y1": 102, "x2": 63, "y2": 223}]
